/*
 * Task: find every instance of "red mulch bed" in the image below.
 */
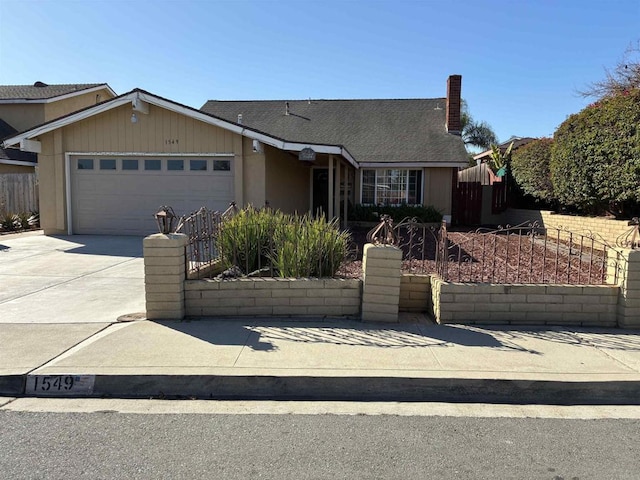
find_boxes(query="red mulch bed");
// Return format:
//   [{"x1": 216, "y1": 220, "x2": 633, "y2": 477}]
[{"x1": 336, "y1": 227, "x2": 610, "y2": 284}]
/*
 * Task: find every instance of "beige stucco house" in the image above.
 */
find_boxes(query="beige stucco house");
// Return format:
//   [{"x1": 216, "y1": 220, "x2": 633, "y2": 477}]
[{"x1": 2, "y1": 76, "x2": 468, "y2": 235}]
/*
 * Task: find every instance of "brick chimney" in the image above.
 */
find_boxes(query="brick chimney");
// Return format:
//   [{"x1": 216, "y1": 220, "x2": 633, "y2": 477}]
[{"x1": 446, "y1": 74, "x2": 462, "y2": 135}]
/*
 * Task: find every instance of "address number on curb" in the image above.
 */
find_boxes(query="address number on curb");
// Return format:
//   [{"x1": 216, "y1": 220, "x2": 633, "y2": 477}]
[{"x1": 26, "y1": 375, "x2": 95, "y2": 396}]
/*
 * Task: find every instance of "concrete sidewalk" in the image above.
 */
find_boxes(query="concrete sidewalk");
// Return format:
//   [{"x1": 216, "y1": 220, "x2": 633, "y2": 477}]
[{"x1": 2, "y1": 318, "x2": 640, "y2": 404}]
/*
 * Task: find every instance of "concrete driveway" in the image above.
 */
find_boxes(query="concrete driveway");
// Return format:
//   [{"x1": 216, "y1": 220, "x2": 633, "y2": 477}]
[{"x1": 0, "y1": 231, "x2": 144, "y2": 323}]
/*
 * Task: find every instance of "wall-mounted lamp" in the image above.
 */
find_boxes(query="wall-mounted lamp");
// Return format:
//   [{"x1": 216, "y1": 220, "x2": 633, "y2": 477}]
[{"x1": 131, "y1": 112, "x2": 138, "y2": 124}]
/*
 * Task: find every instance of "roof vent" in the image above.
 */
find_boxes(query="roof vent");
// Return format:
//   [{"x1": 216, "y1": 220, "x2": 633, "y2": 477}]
[
  {"x1": 237, "y1": 114, "x2": 243, "y2": 124},
  {"x1": 285, "y1": 102, "x2": 290, "y2": 116},
  {"x1": 33, "y1": 81, "x2": 48, "y2": 88}
]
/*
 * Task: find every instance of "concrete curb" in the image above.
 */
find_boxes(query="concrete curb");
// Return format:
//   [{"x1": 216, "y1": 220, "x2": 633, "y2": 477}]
[
  {"x1": 4, "y1": 374, "x2": 640, "y2": 405},
  {"x1": 0, "y1": 375, "x2": 24, "y2": 396}
]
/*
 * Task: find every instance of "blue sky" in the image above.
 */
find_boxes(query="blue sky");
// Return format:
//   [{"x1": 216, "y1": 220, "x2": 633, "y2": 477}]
[{"x1": 0, "y1": 0, "x2": 638, "y2": 145}]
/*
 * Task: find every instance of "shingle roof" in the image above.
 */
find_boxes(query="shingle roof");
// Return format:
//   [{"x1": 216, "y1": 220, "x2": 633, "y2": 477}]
[
  {"x1": 0, "y1": 82, "x2": 107, "y2": 101},
  {"x1": 201, "y1": 98, "x2": 469, "y2": 164}
]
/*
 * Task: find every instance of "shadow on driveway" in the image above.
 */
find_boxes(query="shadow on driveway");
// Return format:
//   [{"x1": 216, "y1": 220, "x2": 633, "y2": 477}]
[{"x1": 55, "y1": 235, "x2": 144, "y2": 257}]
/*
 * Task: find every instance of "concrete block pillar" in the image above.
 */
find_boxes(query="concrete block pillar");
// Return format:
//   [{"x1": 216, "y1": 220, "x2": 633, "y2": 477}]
[
  {"x1": 361, "y1": 243, "x2": 402, "y2": 322},
  {"x1": 143, "y1": 233, "x2": 188, "y2": 320},
  {"x1": 610, "y1": 248, "x2": 640, "y2": 328}
]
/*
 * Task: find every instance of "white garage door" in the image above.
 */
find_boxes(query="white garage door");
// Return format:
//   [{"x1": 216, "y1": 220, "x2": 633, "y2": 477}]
[{"x1": 71, "y1": 156, "x2": 234, "y2": 235}]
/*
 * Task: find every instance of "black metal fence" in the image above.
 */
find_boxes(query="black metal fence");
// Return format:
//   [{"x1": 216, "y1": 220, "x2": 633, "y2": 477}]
[{"x1": 367, "y1": 216, "x2": 623, "y2": 285}]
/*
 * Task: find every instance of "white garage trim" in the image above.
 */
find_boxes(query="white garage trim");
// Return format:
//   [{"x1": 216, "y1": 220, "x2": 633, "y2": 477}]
[{"x1": 65, "y1": 151, "x2": 235, "y2": 235}]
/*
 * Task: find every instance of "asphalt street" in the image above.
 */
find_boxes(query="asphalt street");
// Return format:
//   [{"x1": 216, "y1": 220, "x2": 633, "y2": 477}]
[{"x1": 0, "y1": 406, "x2": 638, "y2": 479}]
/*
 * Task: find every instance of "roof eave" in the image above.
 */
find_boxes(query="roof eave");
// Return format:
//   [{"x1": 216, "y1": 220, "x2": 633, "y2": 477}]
[
  {"x1": 0, "y1": 159, "x2": 37, "y2": 167},
  {"x1": 1, "y1": 89, "x2": 359, "y2": 169},
  {"x1": 0, "y1": 84, "x2": 116, "y2": 104}
]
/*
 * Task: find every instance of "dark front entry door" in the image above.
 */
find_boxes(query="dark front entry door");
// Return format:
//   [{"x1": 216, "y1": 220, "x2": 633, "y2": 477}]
[{"x1": 312, "y1": 168, "x2": 329, "y2": 217}]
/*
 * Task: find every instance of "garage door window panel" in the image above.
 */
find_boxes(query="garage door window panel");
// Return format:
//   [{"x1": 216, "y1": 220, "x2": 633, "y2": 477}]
[
  {"x1": 145, "y1": 159, "x2": 162, "y2": 171},
  {"x1": 168, "y1": 160, "x2": 184, "y2": 171},
  {"x1": 213, "y1": 160, "x2": 231, "y2": 172},
  {"x1": 100, "y1": 159, "x2": 117, "y2": 170},
  {"x1": 77, "y1": 159, "x2": 94, "y2": 170},
  {"x1": 122, "y1": 159, "x2": 139, "y2": 171},
  {"x1": 190, "y1": 160, "x2": 207, "y2": 171}
]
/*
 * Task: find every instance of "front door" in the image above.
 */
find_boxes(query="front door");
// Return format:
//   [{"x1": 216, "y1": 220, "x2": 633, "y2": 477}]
[{"x1": 312, "y1": 168, "x2": 329, "y2": 217}]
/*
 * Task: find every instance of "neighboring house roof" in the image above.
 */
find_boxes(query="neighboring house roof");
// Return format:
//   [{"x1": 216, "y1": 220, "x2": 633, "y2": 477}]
[
  {"x1": 0, "y1": 88, "x2": 359, "y2": 168},
  {"x1": 201, "y1": 98, "x2": 469, "y2": 167},
  {"x1": 0, "y1": 82, "x2": 116, "y2": 103},
  {"x1": 0, "y1": 118, "x2": 36, "y2": 165},
  {"x1": 473, "y1": 136, "x2": 537, "y2": 162}
]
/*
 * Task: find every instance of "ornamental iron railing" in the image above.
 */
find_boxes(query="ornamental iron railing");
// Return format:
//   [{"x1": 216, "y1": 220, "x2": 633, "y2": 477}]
[
  {"x1": 367, "y1": 217, "x2": 621, "y2": 285},
  {"x1": 176, "y1": 203, "x2": 238, "y2": 277}
]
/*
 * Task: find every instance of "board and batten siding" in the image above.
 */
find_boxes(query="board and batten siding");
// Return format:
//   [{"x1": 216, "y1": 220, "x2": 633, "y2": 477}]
[
  {"x1": 36, "y1": 102, "x2": 244, "y2": 234},
  {"x1": 44, "y1": 88, "x2": 115, "y2": 123}
]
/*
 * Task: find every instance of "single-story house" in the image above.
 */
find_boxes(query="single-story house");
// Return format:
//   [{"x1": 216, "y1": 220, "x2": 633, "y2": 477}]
[
  {"x1": 0, "y1": 82, "x2": 116, "y2": 174},
  {"x1": 1, "y1": 76, "x2": 469, "y2": 235}
]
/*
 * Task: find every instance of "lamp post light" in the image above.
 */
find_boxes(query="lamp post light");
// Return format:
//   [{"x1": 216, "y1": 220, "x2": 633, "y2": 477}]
[{"x1": 154, "y1": 206, "x2": 177, "y2": 234}]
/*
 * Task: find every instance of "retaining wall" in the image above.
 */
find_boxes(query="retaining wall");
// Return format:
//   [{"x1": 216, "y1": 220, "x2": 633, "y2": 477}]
[
  {"x1": 431, "y1": 279, "x2": 619, "y2": 326},
  {"x1": 399, "y1": 274, "x2": 431, "y2": 312},
  {"x1": 144, "y1": 234, "x2": 640, "y2": 328},
  {"x1": 185, "y1": 278, "x2": 362, "y2": 318},
  {"x1": 506, "y1": 209, "x2": 631, "y2": 246}
]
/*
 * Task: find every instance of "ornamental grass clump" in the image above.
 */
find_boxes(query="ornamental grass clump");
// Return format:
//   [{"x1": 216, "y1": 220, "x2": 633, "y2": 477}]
[
  {"x1": 217, "y1": 206, "x2": 281, "y2": 274},
  {"x1": 217, "y1": 207, "x2": 350, "y2": 278},
  {"x1": 271, "y1": 214, "x2": 350, "y2": 278}
]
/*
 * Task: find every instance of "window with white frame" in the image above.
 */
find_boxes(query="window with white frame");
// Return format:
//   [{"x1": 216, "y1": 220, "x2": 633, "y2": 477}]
[{"x1": 361, "y1": 169, "x2": 423, "y2": 205}]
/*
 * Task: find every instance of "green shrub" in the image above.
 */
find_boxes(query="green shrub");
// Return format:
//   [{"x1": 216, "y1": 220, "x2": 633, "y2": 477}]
[
  {"x1": 217, "y1": 207, "x2": 280, "y2": 274},
  {"x1": 270, "y1": 215, "x2": 349, "y2": 278},
  {"x1": 551, "y1": 89, "x2": 640, "y2": 215},
  {"x1": 348, "y1": 203, "x2": 442, "y2": 223},
  {"x1": 0, "y1": 211, "x2": 19, "y2": 231},
  {"x1": 217, "y1": 207, "x2": 350, "y2": 278},
  {"x1": 511, "y1": 138, "x2": 554, "y2": 202}
]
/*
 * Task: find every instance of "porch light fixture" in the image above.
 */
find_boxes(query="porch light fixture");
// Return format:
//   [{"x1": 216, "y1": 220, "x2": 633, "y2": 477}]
[
  {"x1": 154, "y1": 206, "x2": 177, "y2": 234},
  {"x1": 131, "y1": 112, "x2": 138, "y2": 124}
]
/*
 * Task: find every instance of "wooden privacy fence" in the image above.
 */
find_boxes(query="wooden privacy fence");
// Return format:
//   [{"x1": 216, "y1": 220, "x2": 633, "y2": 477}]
[{"x1": 0, "y1": 173, "x2": 39, "y2": 213}]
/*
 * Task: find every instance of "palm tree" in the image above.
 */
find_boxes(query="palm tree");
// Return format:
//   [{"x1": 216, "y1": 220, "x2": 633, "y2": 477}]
[{"x1": 460, "y1": 100, "x2": 498, "y2": 151}]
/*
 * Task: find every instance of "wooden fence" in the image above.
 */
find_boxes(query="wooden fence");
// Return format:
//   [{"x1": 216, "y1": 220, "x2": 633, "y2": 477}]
[{"x1": 0, "y1": 173, "x2": 39, "y2": 213}]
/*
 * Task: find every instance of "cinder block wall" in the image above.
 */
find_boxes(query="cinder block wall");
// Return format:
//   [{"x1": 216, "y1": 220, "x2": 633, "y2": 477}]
[
  {"x1": 506, "y1": 209, "x2": 631, "y2": 246},
  {"x1": 185, "y1": 278, "x2": 361, "y2": 318},
  {"x1": 399, "y1": 274, "x2": 431, "y2": 312},
  {"x1": 144, "y1": 233, "x2": 187, "y2": 320},
  {"x1": 613, "y1": 249, "x2": 640, "y2": 328},
  {"x1": 431, "y1": 278, "x2": 619, "y2": 326},
  {"x1": 361, "y1": 245, "x2": 402, "y2": 322}
]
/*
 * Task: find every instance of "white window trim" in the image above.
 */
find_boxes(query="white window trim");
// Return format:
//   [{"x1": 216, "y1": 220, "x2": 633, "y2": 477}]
[{"x1": 359, "y1": 168, "x2": 422, "y2": 206}]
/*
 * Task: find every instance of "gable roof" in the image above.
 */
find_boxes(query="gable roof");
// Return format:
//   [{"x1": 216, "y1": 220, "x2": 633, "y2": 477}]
[
  {"x1": 0, "y1": 118, "x2": 36, "y2": 165},
  {"x1": 473, "y1": 136, "x2": 537, "y2": 162},
  {"x1": 0, "y1": 82, "x2": 116, "y2": 103},
  {"x1": 0, "y1": 88, "x2": 358, "y2": 168},
  {"x1": 201, "y1": 98, "x2": 469, "y2": 167}
]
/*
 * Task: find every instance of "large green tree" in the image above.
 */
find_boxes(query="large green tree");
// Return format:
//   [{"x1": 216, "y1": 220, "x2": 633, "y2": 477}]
[
  {"x1": 550, "y1": 88, "x2": 640, "y2": 215},
  {"x1": 511, "y1": 138, "x2": 554, "y2": 202}
]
